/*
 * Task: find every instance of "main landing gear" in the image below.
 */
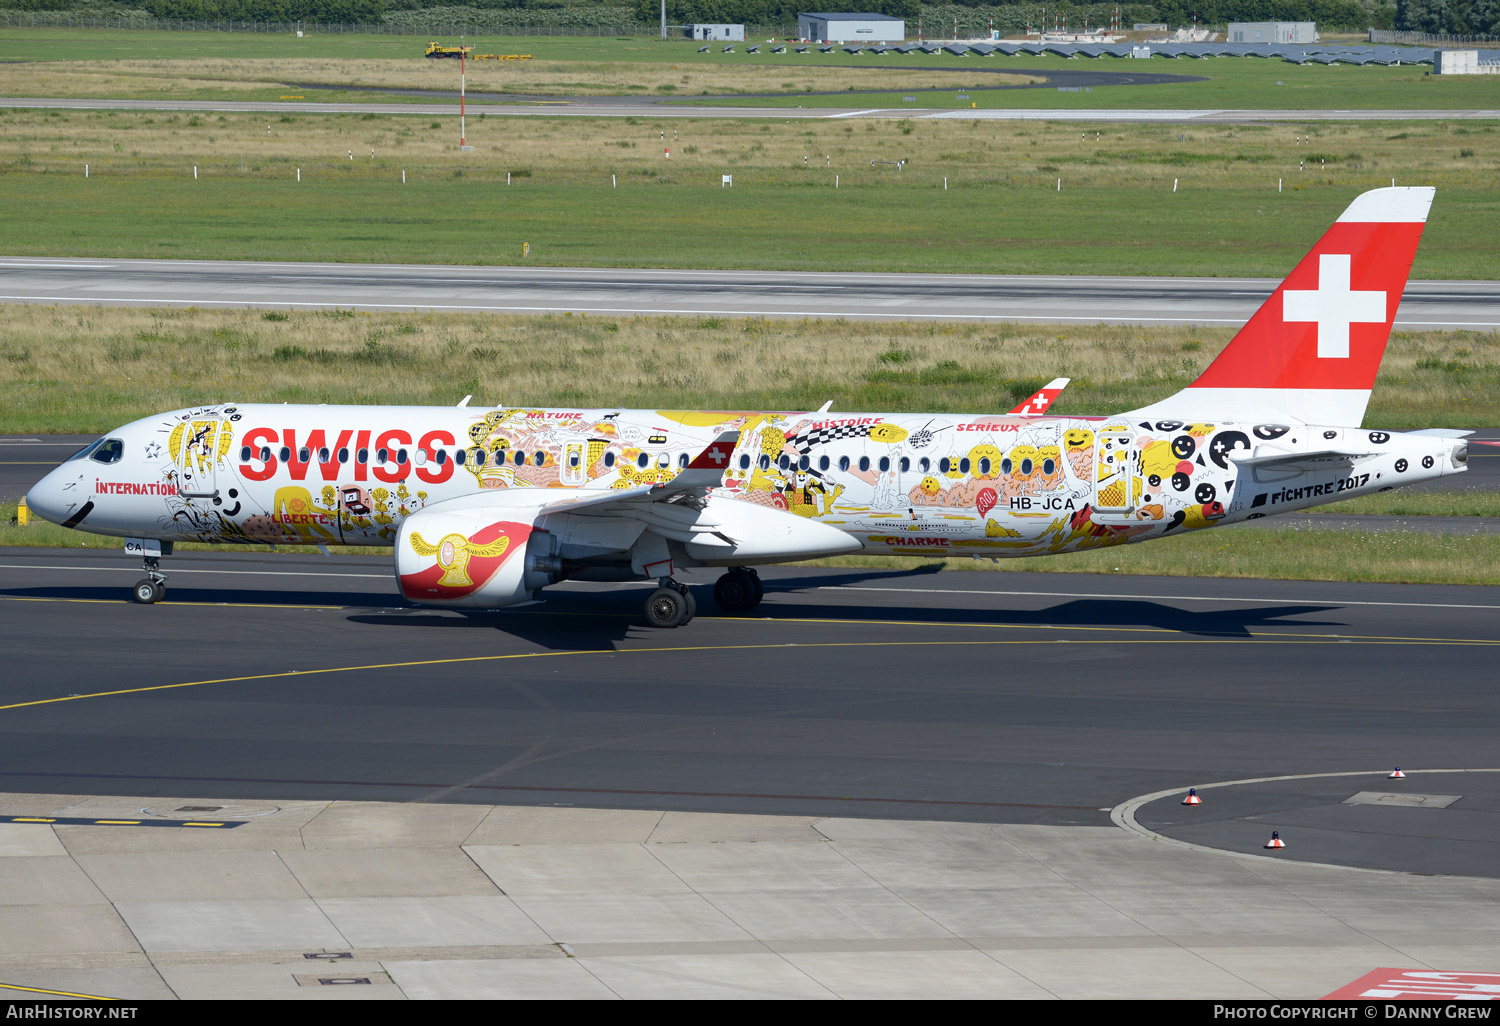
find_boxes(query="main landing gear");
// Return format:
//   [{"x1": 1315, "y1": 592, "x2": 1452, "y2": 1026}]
[
  {"x1": 133, "y1": 555, "x2": 167, "y2": 604},
  {"x1": 645, "y1": 578, "x2": 696, "y2": 628},
  {"x1": 713, "y1": 567, "x2": 763, "y2": 614},
  {"x1": 643, "y1": 568, "x2": 762, "y2": 628}
]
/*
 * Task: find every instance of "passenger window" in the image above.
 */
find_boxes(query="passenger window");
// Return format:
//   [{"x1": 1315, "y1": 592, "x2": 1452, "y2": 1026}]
[
  {"x1": 260, "y1": 447, "x2": 271, "y2": 462},
  {"x1": 919, "y1": 458, "x2": 931, "y2": 473},
  {"x1": 280, "y1": 446, "x2": 292, "y2": 463},
  {"x1": 899, "y1": 457, "x2": 910, "y2": 473},
  {"x1": 298, "y1": 447, "x2": 311, "y2": 464},
  {"x1": 678, "y1": 452, "x2": 689, "y2": 469},
  {"x1": 939, "y1": 458, "x2": 950, "y2": 474},
  {"x1": 338, "y1": 448, "x2": 349, "y2": 464},
  {"x1": 1001, "y1": 458, "x2": 1013, "y2": 475},
  {"x1": 397, "y1": 449, "x2": 409, "y2": 466},
  {"x1": 858, "y1": 456, "x2": 870, "y2": 472},
  {"x1": 239, "y1": 446, "x2": 251, "y2": 462},
  {"x1": 819, "y1": 456, "x2": 830, "y2": 472},
  {"x1": 318, "y1": 448, "x2": 331, "y2": 464},
  {"x1": 532, "y1": 451, "x2": 544, "y2": 467},
  {"x1": 1043, "y1": 458, "x2": 1057, "y2": 476},
  {"x1": 959, "y1": 457, "x2": 971, "y2": 474},
  {"x1": 838, "y1": 455, "x2": 850, "y2": 472},
  {"x1": 758, "y1": 454, "x2": 770, "y2": 471},
  {"x1": 879, "y1": 456, "x2": 890, "y2": 473},
  {"x1": 434, "y1": 449, "x2": 447, "y2": 465},
  {"x1": 739, "y1": 454, "x2": 751, "y2": 470},
  {"x1": 637, "y1": 452, "x2": 649, "y2": 469},
  {"x1": 1020, "y1": 458, "x2": 1033, "y2": 475},
  {"x1": 604, "y1": 451, "x2": 616, "y2": 468},
  {"x1": 979, "y1": 457, "x2": 991, "y2": 475},
  {"x1": 778, "y1": 455, "x2": 791, "y2": 471},
  {"x1": 357, "y1": 448, "x2": 369, "y2": 465},
  {"x1": 377, "y1": 448, "x2": 389, "y2": 463},
  {"x1": 474, "y1": 449, "x2": 487, "y2": 466},
  {"x1": 455, "y1": 449, "x2": 467, "y2": 466},
  {"x1": 798, "y1": 455, "x2": 810, "y2": 471},
  {"x1": 568, "y1": 452, "x2": 580, "y2": 467},
  {"x1": 513, "y1": 451, "x2": 525, "y2": 466}
]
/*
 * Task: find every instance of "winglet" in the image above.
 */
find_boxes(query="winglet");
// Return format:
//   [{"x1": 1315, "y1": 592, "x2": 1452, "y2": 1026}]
[
  {"x1": 1010, "y1": 378, "x2": 1070, "y2": 416},
  {"x1": 456, "y1": 395, "x2": 472, "y2": 408},
  {"x1": 684, "y1": 431, "x2": 740, "y2": 473}
]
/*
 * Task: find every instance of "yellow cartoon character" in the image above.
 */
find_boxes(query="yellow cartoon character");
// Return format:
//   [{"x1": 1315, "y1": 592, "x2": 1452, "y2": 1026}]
[
  {"x1": 1064, "y1": 427, "x2": 1095, "y2": 481},
  {"x1": 968, "y1": 443, "x2": 1003, "y2": 480},
  {"x1": 943, "y1": 453, "x2": 966, "y2": 480},
  {"x1": 407, "y1": 531, "x2": 512, "y2": 588}
]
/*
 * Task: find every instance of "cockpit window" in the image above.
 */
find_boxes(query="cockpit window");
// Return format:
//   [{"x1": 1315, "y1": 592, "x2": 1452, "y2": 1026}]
[
  {"x1": 66, "y1": 439, "x2": 105, "y2": 462},
  {"x1": 88, "y1": 438, "x2": 125, "y2": 465}
]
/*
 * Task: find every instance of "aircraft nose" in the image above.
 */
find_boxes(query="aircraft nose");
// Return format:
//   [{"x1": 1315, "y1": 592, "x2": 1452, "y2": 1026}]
[{"x1": 25, "y1": 467, "x2": 76, "y2": 527}]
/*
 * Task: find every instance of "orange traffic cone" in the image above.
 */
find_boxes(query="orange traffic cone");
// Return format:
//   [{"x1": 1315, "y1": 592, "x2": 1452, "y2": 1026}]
[
  {"x1": 1389, "y1": 767, "x2": 1406, "y2": 779},
  {"x1": 1264, "y1": 831, "x2": 1286, "y2": 849},
  {"x1": 1182, "y1": 788, "x2": 1202, "y2": 806}
]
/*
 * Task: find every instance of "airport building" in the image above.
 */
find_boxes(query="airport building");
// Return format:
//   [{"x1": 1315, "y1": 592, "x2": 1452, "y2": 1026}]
[
  {"x1": 797, "y1": 12, "x2": 906, "y2": 43},
  {"x1": 1227, "y1": 21, "x2": 1317, "y2": 44},
  {"x1": 686, "y1": 23, "x2": 745, "y2": 41}
]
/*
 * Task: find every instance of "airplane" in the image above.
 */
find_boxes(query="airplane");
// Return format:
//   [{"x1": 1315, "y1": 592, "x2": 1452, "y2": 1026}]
[{"x1": 26, "y1": 187, "x2": 1471, "y2": 627}]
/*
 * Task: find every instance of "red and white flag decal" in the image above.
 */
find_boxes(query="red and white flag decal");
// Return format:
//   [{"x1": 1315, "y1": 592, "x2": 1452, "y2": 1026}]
[{"x1": 1010, "y1": 377, "x2": 1070, "y2": 416}]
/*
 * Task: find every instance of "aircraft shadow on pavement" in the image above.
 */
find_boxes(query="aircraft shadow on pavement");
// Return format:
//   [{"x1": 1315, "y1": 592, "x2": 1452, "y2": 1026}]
[{"x1": 349, "y1": 590, "x2": 1345, "y2": 642}]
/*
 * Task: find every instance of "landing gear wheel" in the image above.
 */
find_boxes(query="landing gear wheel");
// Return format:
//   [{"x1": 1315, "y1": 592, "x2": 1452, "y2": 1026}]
[
  {"x1": 714, "y1": 569, "x2": 762, "y2": 613},
  {"x1": 645, "y1": 586, "x2": 690, "y2": 628},
  {"x1": 679, "y1": 587, "x2": 696, "y2": 624},
  {"x1": 132, "y1": 578, "x2": 164, "y2": 604}
]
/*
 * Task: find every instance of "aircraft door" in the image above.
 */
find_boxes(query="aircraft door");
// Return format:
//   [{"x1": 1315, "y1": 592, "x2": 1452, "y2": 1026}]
[
  {"x1": 561, "y1": 440, "x2": 587, "y2": 486},
  {"x1": 170, "y1": 416, "x2": 229, "y2": 499},
  {"x1": 1092, "y1": 429, "x2": 1138, "y2": 515}
]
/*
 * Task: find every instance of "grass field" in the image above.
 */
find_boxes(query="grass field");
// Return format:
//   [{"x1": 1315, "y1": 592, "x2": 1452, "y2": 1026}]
[
  {"x1": 4, "y1": 28, "x2": 1500, "y2": 110},
  {"x1": 3, "y1": 303, "x2": 1495, "y2": 433},
  {"x1": 1, "y1": 109, "x2": 1496, "y2": 277}
]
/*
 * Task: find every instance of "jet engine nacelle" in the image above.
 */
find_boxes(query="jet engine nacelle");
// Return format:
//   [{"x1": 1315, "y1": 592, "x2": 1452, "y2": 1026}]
[{"x1": 395, "y1": 496, "x2": 560, "y2": 608}]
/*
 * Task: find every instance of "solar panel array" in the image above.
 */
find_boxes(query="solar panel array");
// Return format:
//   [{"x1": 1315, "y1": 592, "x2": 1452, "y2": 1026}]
[{"x1": 726, "y1": 40, "x2": 1500, "y2": 65}]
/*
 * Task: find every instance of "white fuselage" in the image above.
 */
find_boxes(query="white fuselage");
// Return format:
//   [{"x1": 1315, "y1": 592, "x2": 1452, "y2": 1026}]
[{"x1": 28, "y1": 403, "x2": 1467, "y2": 568}]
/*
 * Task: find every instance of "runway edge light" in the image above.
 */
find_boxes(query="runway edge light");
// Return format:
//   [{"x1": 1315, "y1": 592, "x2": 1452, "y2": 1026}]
[
  {"x1": 1182, "y1": 788, "x2": 1202, "y2": 806},
  {"x1": 1264, "y1": 831, "x2": 1286, "y2": 850},
  {"x1": 1389, "y1": 767, "x2": 1406, "y2": 779}
]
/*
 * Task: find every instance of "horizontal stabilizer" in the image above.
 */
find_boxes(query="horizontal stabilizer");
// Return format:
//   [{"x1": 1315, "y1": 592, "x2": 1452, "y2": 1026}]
[{"x1": 1230, "y1": 448, "x2": 1372, "y2": 471}]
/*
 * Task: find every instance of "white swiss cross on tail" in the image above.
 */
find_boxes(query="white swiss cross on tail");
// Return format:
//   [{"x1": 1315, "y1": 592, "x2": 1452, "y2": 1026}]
[
  {"x1": 685, "y1": 431, "x2": 741, "y2": 473},
  {"x1": 1282, "y1": 253, "x2": 1387, "y2": 359},
  {"x1": 1126, "y1": 186, "x2": 1434, "y2": 428},
  {"x1": 1009, "y1": 377, "x2": 1070, "y2": 416}
]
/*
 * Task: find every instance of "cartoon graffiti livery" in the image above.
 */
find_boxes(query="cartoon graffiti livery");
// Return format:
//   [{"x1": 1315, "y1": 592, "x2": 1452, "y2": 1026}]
[{"x1": 26, "y1": 188, "x2": 1476, "y2": 626}]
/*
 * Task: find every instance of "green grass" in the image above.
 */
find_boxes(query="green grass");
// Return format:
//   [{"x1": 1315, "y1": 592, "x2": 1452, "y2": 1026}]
[{"x1": 2, "y1": 171, "x2": 1497, "y2": 279}]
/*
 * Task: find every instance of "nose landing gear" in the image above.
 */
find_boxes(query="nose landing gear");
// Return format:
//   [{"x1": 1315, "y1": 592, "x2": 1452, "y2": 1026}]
[
  {"x1": 133, "y1": 556, "x2": 167, "y2": 604},
  {"x1": 127, "y1": 539, "x2": 173, "y2": 604}
]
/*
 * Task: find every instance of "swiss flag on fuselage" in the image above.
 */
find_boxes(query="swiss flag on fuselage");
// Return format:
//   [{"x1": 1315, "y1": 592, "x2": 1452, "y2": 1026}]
[{"x1": 1191, "y1": 188, "x2": 1432, "y2": 394}]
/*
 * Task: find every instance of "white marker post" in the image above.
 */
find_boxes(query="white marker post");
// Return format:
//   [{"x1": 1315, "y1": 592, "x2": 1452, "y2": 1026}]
[
  {"x1": 1057, "y1": 178, "x2": 1060, "y2": 191},
  {"x1": 194, "y1": 165, "x2": 198, "y2": 179},
  {"x1": 402, "y1": 169, "x2": 406, "y2": 183},
  {"x1": 612, "y1": 174, "x2": 617, "y2": 187},
  {"x1": 85, "y1": 164, "x2": 88, "y2": 178},
  {"x1": 297, "y1": 168, "x2": 301, "y2": 182},
  {"x1": 1173, "y1": 178, "x2": 1177, "y2": 192}
]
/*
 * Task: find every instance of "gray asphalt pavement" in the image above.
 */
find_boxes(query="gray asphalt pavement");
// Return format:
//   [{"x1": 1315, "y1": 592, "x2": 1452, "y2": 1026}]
[
  {"x1": 4, "y1": 257, "x2": 1500, "y2": 329},
  {"x1": 1, "y1": 552, "x2": 1497, "y2": 877}
]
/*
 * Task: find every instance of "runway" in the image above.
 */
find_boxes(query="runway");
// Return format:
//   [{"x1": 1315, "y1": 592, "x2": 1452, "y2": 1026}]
[
  {"x1": 5, "y1": 257, "x2": 1500, "y2": 329},
  {"x1": 2, "y1": 548, "x2": 1498, "y2": 878},
  {"x1": 4, "y1": 96, "x2": 1500, "y2": 123}
]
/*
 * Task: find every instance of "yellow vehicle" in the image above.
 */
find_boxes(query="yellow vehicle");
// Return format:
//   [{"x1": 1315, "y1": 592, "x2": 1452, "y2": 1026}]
[{"x1": 424, "y1": 41, "x2": 472, "y2": 59}]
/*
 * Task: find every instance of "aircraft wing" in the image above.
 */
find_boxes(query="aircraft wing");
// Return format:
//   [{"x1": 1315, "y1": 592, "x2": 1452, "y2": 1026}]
[{"x1": 1010, "y1": 378, "x2": 1069, "y2": 416}]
